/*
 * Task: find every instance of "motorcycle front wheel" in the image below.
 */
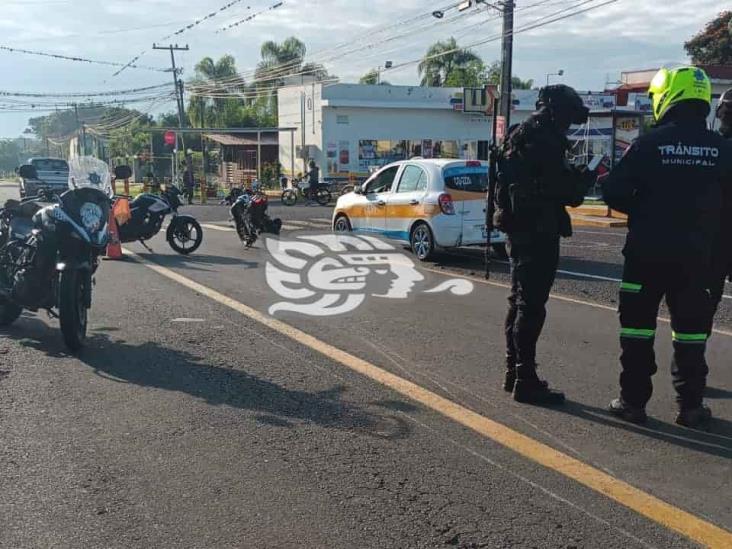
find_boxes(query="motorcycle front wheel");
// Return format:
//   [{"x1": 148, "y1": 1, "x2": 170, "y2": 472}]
[
  {"x1": 281, "y1": 189, "x2": 297, "y2": 206},
  {"x1": 167, "y1": 218, "x2": 203, "y2": 255},
  {"x1": 59, "y1": 269, "x2": 87, "y2": 352}
]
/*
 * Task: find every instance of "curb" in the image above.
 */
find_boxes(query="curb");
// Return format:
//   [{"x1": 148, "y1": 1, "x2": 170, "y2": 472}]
[{"x1": 570, "y1": 214, "x2": 627, "y2": 228}]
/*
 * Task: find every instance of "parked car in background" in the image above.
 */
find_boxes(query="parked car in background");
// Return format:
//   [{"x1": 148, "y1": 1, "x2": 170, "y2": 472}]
[
  {"x1": 19, "y1": 157, "x2": 69, "y2": 198},
  {"x1": 332, "y1": 158, "x2": 507, "y2": 261}
]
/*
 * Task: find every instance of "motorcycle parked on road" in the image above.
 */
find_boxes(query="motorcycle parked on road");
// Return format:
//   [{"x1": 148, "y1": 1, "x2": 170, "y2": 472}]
[
  {"x1": 116, "y1": 181, "x2": 203, "y2": 255},
  {"x1": 0, "y1": 157, "x2": 112, "y2": 351},
  {"x1": 281, "y1": 178, "x2": 331, "y2": 207},
  {"x1": 230, "y1": 190, "x2": 282, "y2": 247}
]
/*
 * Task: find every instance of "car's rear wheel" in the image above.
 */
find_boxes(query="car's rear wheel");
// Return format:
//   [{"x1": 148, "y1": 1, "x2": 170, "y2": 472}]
[
  {"x1": 333, "y1": 214, "x2": 352, "y2": 233},
  {"x1": 410, "y1": 222, "x2": 434, "y2": 261}
]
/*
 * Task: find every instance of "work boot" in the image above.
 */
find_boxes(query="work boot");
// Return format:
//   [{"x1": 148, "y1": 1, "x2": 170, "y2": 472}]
[
  {"x1": 608, "y1": 398, "x2": 647, "y2": 424},
  {"x1": 513, "y1": 377, "x2": 565, "y2": 405},
  {"x1": 675, "y1": 404, "x2": 712, "y2": 429},
  {"x1": 504, "y1": 368, "x2": 548, "y2": 392}
]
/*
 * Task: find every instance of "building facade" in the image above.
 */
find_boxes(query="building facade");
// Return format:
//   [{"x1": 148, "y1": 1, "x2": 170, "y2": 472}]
[{"x1": 278, "y1": 83, "x2": 495, "y2": 178}]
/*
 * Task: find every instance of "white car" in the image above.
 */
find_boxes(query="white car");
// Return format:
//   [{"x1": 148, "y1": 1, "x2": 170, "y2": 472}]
[{"x1": 332, "y1": 159, "x2": 507, "y2": 261}]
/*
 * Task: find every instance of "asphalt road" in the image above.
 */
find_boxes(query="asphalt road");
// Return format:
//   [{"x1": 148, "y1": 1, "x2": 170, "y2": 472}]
[{"x1": 1, "y1": 184, "x2": 731, "y2": 548}]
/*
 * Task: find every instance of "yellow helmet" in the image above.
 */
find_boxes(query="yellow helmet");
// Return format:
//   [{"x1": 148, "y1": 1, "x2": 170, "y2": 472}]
[{"x1": 648, "y1": 66, "x2": 712, "y2": 122}]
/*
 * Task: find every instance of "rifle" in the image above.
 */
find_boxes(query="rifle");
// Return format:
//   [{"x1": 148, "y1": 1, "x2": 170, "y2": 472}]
[{"x1": 485, "y1": 97, "x2": 500, "y2": 280}]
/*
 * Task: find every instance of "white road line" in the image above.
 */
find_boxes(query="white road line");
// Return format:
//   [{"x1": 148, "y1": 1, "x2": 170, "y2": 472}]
[
  {"x1": 574, "y1": 229, "x2": 626, "y2": 237},
  {"x1": 201, "y1": 223, "x2": 235, "y2": 232}
]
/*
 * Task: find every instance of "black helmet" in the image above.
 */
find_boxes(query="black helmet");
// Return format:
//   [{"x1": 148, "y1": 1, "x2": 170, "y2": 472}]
[
  {"x1": 716, "y1": 88, "x2": 732, "y2": 119},
  {"x1": 536, "y1": 84, "x2": 589, "y2": 125}
]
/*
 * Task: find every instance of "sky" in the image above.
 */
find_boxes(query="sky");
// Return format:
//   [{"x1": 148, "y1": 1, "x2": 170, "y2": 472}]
[{"x1": 0, "y1": 0, "x2": 726, "y2": 138}]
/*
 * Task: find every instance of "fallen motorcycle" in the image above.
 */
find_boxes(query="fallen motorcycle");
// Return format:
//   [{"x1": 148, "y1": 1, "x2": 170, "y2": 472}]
[
  {"x1": 0, "y1": 157, "x2": 112, "y2": 351},
  {"x1": 230, "y1": 191, "x2": 282, "y2": 247},
  {"x1": 116, "y1": 182, "x2": 203, "y2": 255}
]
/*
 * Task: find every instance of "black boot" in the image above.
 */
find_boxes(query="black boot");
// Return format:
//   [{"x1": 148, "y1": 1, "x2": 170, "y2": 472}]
[
  {"x1": 608, "y1": 398, "x2": 647, "y2": 424},
  {"x1": 675, "y1": 404, "x2": 712, "y2": 429},
  {"x1": 513, "y1": 369, "x2": 565, "y2": 405},
  {"x1": 504, "y1": 368, "x2": 548, "y2": 393}
]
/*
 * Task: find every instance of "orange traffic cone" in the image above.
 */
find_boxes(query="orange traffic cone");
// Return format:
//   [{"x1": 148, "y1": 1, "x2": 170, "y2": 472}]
[{"x1": 105, "y1": 208, "x2": 123, "y2": 260}]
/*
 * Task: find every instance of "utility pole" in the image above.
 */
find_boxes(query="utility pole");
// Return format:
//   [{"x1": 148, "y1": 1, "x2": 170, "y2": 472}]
[
  {"x1": 74, "y1": 103, "x2": 81, "y2": 157},
  {"x1": 498, "y1": 0, "x2": 515, "y2": 132},
  {"x1": 153, "y1": 43, "x2": 189, "y2": 153}
]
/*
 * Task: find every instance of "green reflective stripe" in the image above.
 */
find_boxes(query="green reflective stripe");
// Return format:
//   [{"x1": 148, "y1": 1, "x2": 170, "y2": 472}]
[
  {"x1": 621, "y1": 327, "x2": 656, "y2": 339},
  {"x1": 672, "y1": 331, "x2": 708, "y2": 343},
  {"x1": 620, "y1": 282, "x2": 643, "y2": 293}
]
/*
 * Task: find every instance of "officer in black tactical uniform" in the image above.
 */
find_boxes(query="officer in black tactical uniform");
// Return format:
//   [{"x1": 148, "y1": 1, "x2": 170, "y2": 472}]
[
  {"x1": 492, "y1": 84, "x2": 592, "y2": 405},
  {"x1": 708, "y1": 89, "x2": 732, "y2": 333},
  {"x1": 603, "y1": 67, "x2": 731, "y2": 428}
]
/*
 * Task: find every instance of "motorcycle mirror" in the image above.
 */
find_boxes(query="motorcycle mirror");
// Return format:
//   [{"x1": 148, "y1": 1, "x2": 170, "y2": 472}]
[
  {"x1": 114, "y1": 165, "x2": 133, "y2": 180},
  {"x1": 18, "y1": 164, "x2": 38, "y2": 180}
]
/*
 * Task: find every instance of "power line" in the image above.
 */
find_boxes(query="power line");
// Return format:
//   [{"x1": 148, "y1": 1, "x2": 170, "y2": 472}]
[
  {"x1": 113, "y1": 0, "x2": 248, "y2": 78},
  {"x1": 0, "y1": 44, "x2": 168, "y2": 72},
  {"x1": 216, "y1": 1, "x2": 284, "y2": 33}
]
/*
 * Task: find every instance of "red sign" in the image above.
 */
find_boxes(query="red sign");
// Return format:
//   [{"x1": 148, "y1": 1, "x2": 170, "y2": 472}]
[
  {"x1": 495, "y1": 116, "x2": 507, "y2": 143},
  {"x1": 164, "y1": 131, "x2": 176, "y2": 146}
]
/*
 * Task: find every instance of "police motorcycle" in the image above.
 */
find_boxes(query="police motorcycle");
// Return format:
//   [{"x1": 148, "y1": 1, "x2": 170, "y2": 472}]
[
  {"x1": 0, "y1": 157, "x2": 112, "y2": 351},
  {"x1": 115, "y1": 169, "x2": 203, "y2": 255},
  {"x1": 230, "y1": 190, "x2": 282, "y2": 248}
]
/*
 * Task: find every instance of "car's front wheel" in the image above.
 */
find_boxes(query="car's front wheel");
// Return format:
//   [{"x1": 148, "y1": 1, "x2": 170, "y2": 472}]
[
  {"x1": 410, "y1": 222, "x2": 434, "y2": 261},
  {"x1": 333, "y1": 214, "x2": 352, "y2": 233}
]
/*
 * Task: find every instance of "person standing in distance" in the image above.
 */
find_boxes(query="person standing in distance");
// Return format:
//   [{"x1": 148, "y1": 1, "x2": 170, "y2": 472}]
[
  {"x1": 603, "y1": 67, "x2": 730, "y2": 428},
  {"x1": 493, "y1": 85, "x2": 593, "y2": 405}
]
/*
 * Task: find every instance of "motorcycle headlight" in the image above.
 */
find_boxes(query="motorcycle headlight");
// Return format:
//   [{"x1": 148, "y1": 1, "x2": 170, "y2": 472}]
[{"x1": 80, "y1": 202, "x2": 103, "y2": 233}]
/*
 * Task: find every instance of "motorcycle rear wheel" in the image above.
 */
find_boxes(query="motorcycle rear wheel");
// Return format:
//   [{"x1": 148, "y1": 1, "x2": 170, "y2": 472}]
[{"x1": 59, "y1": 270, "x2": 87, "y2": 352}]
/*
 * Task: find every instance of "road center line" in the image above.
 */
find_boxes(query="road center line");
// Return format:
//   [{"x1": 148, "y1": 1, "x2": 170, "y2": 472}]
[{"x1": 124, "y1": 248, "x2": 732, "y2": 548}]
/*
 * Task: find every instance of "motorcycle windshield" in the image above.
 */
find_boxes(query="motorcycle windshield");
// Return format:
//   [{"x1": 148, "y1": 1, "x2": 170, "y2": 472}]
[{"x1": 68, "y1": 156, "x2": 113, "y2": 197}]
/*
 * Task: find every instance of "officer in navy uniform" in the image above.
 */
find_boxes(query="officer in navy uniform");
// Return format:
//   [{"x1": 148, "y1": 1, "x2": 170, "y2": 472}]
[{"x1": 603, "y1": 68, "x2": 731, "y2": 428}]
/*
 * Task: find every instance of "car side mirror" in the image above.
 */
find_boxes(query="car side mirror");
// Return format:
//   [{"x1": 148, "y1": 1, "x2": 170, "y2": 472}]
[{"x1": 18, "y1": 164, "x2": 38, "y2": 180}]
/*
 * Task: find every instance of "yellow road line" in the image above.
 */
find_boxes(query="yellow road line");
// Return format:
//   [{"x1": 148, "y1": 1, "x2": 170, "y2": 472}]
[{"x1": 124, "y1": 248, "x2": 732, "y2": 548}]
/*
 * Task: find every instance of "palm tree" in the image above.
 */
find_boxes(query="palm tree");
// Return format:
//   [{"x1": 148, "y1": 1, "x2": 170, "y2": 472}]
[
  {"x1": 190, "y1": 55, "x2": 243, "y2": 127},
  {"x1": 418, "y1": 38, "x2": 482, "y2": 87},
  {"x1": 255, "y1": 37, "x2": 307, "y2": 83}
]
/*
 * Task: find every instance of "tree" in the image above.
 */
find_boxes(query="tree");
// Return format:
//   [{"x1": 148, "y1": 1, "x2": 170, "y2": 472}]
[
  {"x1": 359, "y1": 69, "x2": 390, "y2": 85},
  {"x1": 486, "y1": 62, "x2": 534, "y2": 90},
  {"x1": 255, "y1": 37, "x2": 328, "y2": 85},
  {"x1": 418, "y1": 38, "x2": 483, "y2": 87},
  {"x1": 191, "y1": 55, "x2": 243, "y2": 127},
  {"x1": 685, "y1": 11, "x2": 732, "y2": 65}
]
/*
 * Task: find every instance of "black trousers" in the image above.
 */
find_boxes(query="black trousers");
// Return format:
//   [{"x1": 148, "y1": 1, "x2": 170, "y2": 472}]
[
  {"x1": 504, "y1": 236, "x2": 560, "y2": 377},
  {"x1": 618, "y1": 259, "x2": 711, "y2": 409}
]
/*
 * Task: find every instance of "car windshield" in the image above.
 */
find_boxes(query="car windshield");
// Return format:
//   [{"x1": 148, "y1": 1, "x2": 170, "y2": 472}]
[
  {"x1": 67, "y1": 156, "x2": 113, "y2": 196},
  {"x1": 443, "y1": 165, "x2": 488, "y2": 193},
  {"x1": 32, "y1": 159, "x2": 68, "y2": 172}
]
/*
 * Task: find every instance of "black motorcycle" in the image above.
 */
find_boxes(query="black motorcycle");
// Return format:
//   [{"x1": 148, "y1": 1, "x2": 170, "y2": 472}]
[
  {"x1": 230, "y1": 191, "x2": 282, "y2": 247},
  {"x1": 117, "y1": 182, "x2": 203, "y2": 255},
  {"x1": 0, "y1": 158, "x2": 112, "y2": 351}
]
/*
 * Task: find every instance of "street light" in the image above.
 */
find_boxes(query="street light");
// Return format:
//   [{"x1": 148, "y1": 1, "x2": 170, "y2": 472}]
[
  {"x1": 377, "y1": 61, "x2": 392, "y2": 85},
  {"x1": 546, "y1": 69, "x2": 564, "y2": 86}
]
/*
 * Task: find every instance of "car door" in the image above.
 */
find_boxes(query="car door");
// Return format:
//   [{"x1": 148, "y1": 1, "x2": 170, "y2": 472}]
[
  {"x1": 442, "y1": 162, "x2": 490, "y2": 246},
  {"x1": 360, "y1": 164, "x2": 400, "y2": 235},
  {"x1": 385, "y1": 164, "x2": 429, "y2": 242}
]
